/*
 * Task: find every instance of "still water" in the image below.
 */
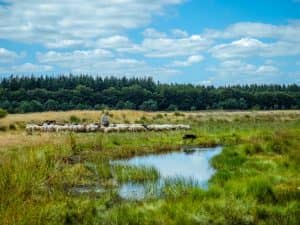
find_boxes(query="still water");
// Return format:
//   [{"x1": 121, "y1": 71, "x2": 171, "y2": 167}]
[{"x1": 117, "y1": 146, "x2": 222, "y2": 199}]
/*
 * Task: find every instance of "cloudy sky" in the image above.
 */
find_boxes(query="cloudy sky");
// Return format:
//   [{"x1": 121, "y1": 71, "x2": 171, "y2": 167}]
[{"x1": 0, "y1": 0, "x2": 300, "y2": 85}]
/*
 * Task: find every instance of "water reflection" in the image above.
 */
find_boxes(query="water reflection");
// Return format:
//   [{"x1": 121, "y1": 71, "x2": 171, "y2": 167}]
[{"x1": 117, "y1": 146, "x2": 222, "y2": 199}]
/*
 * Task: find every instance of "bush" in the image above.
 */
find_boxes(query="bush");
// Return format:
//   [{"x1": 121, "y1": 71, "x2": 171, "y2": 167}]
[
  {"x1": 0, "y1": 125, "x2": 7, "y2": 131},
  {"x1": 9, "y1": 124, "x2": 17, "y2": 130},
  {"x1": 0, "y1": 108, "x2": 8, "y2": 118},
  {"x1": 173, "y1": 111, "x2": 184, "y2": 117},
  {"x1": 243, "y1": 143, "x2": 264, "y2": 155},
  {"x1": 69, "y1": 115, "x2": 81, "y2": 124},
  {"x1": 248, "y1": 178, "x2": 276, "y2": 203}
]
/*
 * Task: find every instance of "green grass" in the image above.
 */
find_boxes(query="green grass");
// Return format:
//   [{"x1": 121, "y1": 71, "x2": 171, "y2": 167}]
[
  {"x1": 112, "y1": 165, "x2": 160, "y2": 184},
  {"x1": 0, "y1": 112, "x2": 299, "y2": 225}
]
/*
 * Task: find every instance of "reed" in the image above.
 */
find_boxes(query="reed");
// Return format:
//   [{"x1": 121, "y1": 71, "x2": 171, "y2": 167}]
[{"x1": 0, "y1": 110, "x2": 299, "y2": 225}]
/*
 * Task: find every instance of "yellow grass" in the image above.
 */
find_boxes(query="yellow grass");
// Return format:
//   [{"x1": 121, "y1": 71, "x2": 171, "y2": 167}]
[
  {"x1": 0, "y1": 132, "x2": 67, "y2": 150},
  {"x1": 1, "y1": 110, "x2": 300, "y2": 127},
  {"x1": 1, "y1": 110, "x2": 300, "y2": 150}
]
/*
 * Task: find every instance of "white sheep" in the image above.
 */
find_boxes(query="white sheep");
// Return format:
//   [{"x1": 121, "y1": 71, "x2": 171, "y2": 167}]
[
  {"x1": 26, "y1": 122, "x2": 190, "y2": 133},
  {"x1": 26, "y1": 124, "x2": 41, "y2": 132},
  {"x1": 128, "y1": 124, "x2": 146, "y2": 132},
  {"x1": 86, "y1": 124, "x2": 99, "y2": 132}
]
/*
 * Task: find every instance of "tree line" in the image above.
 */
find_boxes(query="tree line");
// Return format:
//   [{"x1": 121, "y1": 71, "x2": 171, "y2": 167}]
[{"x1": 0, "y1": 75, "x2": 300, "y2": 113}]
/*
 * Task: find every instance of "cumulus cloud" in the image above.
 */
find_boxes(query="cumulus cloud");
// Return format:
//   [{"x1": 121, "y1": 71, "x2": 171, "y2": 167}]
[
  {"x1": 97, "y1": 36, "x2": 132, "y2": 49},
  {"x1": 0, "y1": 0, "x2": 298, "y2": 85},
  {"x1": 37, "y1": 49, "x2": 113, "y2": 67},
  {"x1": 96, "y1": 29, "x2": 212, "y2": 57},
  {"x1": 143, "y1": 28, "x2": 167, "y2": 38},
  {"x1": 171, "y1": 55, "x2": 203, "y2": 67},
  {"x1": 208, "y1": 60, "x2": 278, "y2": 76},
  {"x1": 0, "y1": 0, "x2": 184, "y2": 47},
  {"x1": 36, "y1": 48, "x2": 182, "y2": 78},
  {"x1": 256, "y1": 65, "x2": 278, "y2": 74},
  {"x1": 171, "y1": 29, "x2": 188, "y2": 38},
  {"x1": 0, "y1": 63, "x2": 53, "y2": 74},
  {"x1": 141, "y1": 34, "x2": 212, "y2": 58},
  {"x1": 96, "y1": 35, "x2": 143, "y2": 53},
  {"x1": 0, "y1": 48, "x2": 25, "y2": 63},
  {"x1": 205, "y1": 21, "x2": 300, "y2": 42},
  {"x1": 37, "y1": 49, "x2": 145, "y2": 74},
  {"x1": 210, "y1": 38, "x2": 300, "y2": 59},
  {"x1": 205, "y1": 60, "x2": 281, "y2": 85}
]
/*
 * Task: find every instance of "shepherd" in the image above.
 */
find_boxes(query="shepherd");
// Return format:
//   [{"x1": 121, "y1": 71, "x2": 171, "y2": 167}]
[{"x1": 101, "y1": 112, "x2": 110, "y2": 127}]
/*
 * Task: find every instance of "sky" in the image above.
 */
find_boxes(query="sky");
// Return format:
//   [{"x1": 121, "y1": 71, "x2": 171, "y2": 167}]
[{"x1": 0, "y1": 0, "x2": 300, "y2": 85}]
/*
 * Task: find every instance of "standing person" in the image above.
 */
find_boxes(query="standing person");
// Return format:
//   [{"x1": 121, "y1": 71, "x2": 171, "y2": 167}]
[{"x1": 101, "y1": 112, "x2": 110, "y2": 127}]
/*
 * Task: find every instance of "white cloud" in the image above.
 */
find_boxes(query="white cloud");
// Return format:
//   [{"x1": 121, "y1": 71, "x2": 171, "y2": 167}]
[
  {"x1": 210, "y1": 38, "x2": 264, "y2": 59},
  {"x1": 97, "y1": 36, "x2": 132, "y2": 49},
  {"x1": 96, "y1": 29, "x2": 212, "y2": 57},
  {"x1": 0, "y1": 0, "x2": 184, "y2": 47},
  {"x1": 0, "y1": 63, "x2": 53, "y2": 74},
  {"x1": 0, "y1": 3, "x2": 298, "y2": 84},
  {"x1": 0, "y1": 48, "x2": 24, "y2": 63},
  {"x1": 96, "y1": 35, "x2": 143, "y2": 53},
  {"x1": 37, "y1": 49, "x2": 113, "y2": 67},
  {"x1": 141, "y1": 34, "x2": 212, "y2": 58},
  {"x1": 37, "y1": 49, "x2": 143, "y2": 74},
  {"x1": 171, "y1": 29, "x2": 188, "y2": 38},
  {"x1": 205, "y1": 21, "x2": 300, "y2": 42},
  {"x1": 143, "y1": 28, "x2": 167, "y2": 38},
  {"x1": 45, "y1": 40, "x2": 85, "y2": 49},
  {"x1": 171, "y1": 55, "x2": 203, "y2": 67},
  {"x1": 206, "y1": 60, "x2": 281, "y2": 85},
  {"x1": 208, "y1": 60, "x2": 279, "y2": 76},
  {"x1": 36, "y1": 48, "x2": 181, "y2": 78},
  {"x1": 210, "y1": 38, "x2": 300, "y2": 59},
  {"x1": 256, "y1": 65, "x2": 278, "y2": 74}
]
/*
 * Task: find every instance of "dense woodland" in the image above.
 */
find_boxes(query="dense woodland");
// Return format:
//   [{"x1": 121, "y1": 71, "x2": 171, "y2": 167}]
[{"x1": 0, "y1": 75, "x2": 300, "y2": 113}]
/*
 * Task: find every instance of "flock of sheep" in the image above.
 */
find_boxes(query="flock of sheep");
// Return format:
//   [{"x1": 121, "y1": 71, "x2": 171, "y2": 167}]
[{"x1": 26, "y1": 123, "x2": 191, "y2": 133}]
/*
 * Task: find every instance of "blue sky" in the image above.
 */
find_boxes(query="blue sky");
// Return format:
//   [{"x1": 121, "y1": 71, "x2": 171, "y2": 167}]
[{"x1": 0, "y1": 0, "x2": 300, "y2": 85}]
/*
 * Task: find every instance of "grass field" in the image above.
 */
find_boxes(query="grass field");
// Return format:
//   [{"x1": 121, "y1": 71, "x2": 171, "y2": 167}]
[{"x1": 0, "y1": 110, "x2": 299, "y2": 225}]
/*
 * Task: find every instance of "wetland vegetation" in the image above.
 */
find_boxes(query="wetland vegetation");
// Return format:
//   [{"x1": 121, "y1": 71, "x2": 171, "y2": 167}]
[{"x1": 0, "y1": 110, "x2": 299, "y2": 225}]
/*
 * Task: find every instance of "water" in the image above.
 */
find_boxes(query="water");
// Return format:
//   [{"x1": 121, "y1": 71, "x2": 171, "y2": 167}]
[{"x1": 117, "y1": 146, "x2": 222, "y2": 199}]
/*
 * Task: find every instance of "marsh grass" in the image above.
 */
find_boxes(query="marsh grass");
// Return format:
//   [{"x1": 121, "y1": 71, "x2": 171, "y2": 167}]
[
  {"x1": 112, "y1": 165, "x2": 160, "y2": 183},
  {"x1": 0, "y1": 110, "x2": 300, "y2": 224}
]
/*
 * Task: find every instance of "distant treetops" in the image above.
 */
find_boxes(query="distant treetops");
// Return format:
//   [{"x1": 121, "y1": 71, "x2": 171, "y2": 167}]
[{"x1": 0, "y1": 75, "x2": 299, "y2": 113}]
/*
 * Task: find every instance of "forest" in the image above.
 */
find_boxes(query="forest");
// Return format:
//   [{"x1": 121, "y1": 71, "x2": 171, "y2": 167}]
[{"x1": 1, "y1": 75, "x2": 300, "y2": 113}]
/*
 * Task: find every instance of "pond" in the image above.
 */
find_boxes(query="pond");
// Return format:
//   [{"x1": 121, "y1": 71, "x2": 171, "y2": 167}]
[{"x1": 117, "y1": 146, "x2": 222, "y2": 199}]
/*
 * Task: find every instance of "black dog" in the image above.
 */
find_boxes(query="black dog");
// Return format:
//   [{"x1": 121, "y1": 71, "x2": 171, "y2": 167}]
[{"x1": 182, "y1": 134, "x2": 197, "y2": 141}]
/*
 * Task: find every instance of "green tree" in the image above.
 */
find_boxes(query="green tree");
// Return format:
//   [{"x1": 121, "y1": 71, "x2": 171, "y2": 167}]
[
  {"x1": 139, "y1": 100, "x2": 158, "y2": 111},
  {"x1": 45, "y1": 99, "x2": 59, "y2": 111}
]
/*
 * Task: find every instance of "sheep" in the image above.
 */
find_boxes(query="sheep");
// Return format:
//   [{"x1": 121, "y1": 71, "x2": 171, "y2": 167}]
[
  {"x1": 128, "y1": 124, "x2": 146, "y2": 132},
  {"x1": 68, "y1": 124, "x2": 86, "y2": 132},
  {"x1": 42, "y1": 124, "x2": 56, "y2": 132},
  {"x1": 147, "y1": 124, "x2": 172, "y2": 131},
  {"x1": 146, "y1": 124, "x2": 190, "y2": 131},
  {"x1": 26, "y1": 124, "x2": 41, "y2": 133},
  {"x1": 103, "y1": 126, "x2": 120, "y2": 133},
  {"x1": 114, "y1": 124, "x2": 130, "y2": 132},
  {"x1": 25, "y1": 123, "x2": 190, "y2": 133},
  {"x1": 55, "y1": 124, "x2": 70, "y2": 132},
  {"x1": 175, "y1": 124, "x2": 191, "y2": 130},
  {"x1": 86, "y1": 124, "x2": 99, "y2": 132}
]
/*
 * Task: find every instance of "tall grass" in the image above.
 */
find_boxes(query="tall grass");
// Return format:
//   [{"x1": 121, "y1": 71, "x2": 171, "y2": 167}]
[
  {"x1": 0, "y1": 110, "x2": 299, "y2": 224},
  {"x1": 112, "y1": 165, "x2": 160, "y2": 183}
]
